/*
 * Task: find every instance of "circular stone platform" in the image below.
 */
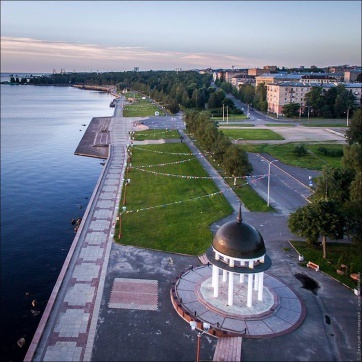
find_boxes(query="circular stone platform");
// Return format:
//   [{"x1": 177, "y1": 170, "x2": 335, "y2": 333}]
[{"x1": 173, "y1": 265, "x2": 306, "y2": 338}]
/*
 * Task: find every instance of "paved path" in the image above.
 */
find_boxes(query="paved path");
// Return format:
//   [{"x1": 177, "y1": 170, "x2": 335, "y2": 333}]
[{"x1": 25, "y1": 101, "x2": 135, "y2": 361}]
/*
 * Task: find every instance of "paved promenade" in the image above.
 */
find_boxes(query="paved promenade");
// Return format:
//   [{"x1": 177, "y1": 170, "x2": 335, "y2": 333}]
[{"x1": 25, "y1": 102, "x2": 135, "y2": 361}]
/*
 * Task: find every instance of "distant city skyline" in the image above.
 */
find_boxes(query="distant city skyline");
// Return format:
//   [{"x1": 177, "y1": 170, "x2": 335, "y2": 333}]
[{"x1": 1, "y1": 1, "x2": 361, "y2": 73}]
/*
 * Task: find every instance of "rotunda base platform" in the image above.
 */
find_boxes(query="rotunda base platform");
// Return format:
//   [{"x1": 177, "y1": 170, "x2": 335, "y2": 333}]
[{"x1": 171, "y1": 265, "x2": 306, "y2": 338}]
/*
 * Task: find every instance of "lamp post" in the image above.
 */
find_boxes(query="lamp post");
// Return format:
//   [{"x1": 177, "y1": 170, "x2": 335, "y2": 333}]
[
  {"x1": 190, "y1": 321, "x2": 210, "y2": 362},
  {"x1": 247, "y1": 103, "x2": 252, "y2": 118},
  {"x1": 265, "y1": 159, "x2": 278, "y2": 206},
  {"x1": 346, "y1": 107, "x2": 350, "y2": 126},
  {"x1": 122, "y1": 179, "x2": 130, "y2": 206}
]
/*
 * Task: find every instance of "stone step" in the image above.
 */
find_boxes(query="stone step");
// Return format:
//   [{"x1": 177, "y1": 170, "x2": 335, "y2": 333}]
[
  {"x1": 213, "y1": 337, "x2": 242, "y2": 362},
  {"x1": 198, "y1": 254, "x2": 210, "y2": 265}
]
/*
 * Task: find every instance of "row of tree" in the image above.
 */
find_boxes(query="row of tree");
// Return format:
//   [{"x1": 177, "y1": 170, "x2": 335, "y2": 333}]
[
  {"x1": 288, "y1": 108, "x2": 362, "y2": 257},
  {"x1": 184, "y1": 110, "x2": 252, "y2": 180},
  {"x1": 23, "y1": 71, "x2": 215, "y2": 114}
]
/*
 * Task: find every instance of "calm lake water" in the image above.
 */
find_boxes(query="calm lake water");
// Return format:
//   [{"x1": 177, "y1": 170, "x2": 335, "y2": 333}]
[{"x1": 0, "y1": 80, "x2": 113, "y2": 361}]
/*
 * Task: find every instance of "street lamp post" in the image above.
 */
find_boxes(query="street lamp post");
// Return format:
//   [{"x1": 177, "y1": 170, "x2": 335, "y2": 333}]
[
  {"x1": 346, "y1": 107, "x2": 350, "y2": 126},
  {"x1": 266, "y1": 160, "x2": 278, "y2": 206},
  {"x1": 190, "y1": 321, "x2": 210, "y2": 362},
  {"x1": 247, "y1": 103, "x2": 252, "y2": 118}
]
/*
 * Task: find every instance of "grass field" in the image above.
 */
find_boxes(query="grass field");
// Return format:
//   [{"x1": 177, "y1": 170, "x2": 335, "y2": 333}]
[
  {"x1": 133, "y1": 129, "x2": 180, "y2": 141},
  {"x1": 241, "y1": 143, "x2": 344, "y2": 170},
  {"x1": 123, "y1": 99, "x2": 166, "y2": 117},
  {"x1": 211, "y1": 115, "x2": 248, "y2": 121},
  {"x1": 220, "y1": 129, "x2": 285, "y2": 140},
  {"x1": 115, "y1": 143, "x2": 233, "y2": 255},
  {"x1": 290, "y1": 240, "x2": 361, "y2": 289}
]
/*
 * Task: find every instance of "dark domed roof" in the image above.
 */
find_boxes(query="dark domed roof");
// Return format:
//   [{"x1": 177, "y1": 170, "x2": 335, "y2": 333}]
[{"x1": 212, "y1": 207, "x2": 266, "y2": 259}]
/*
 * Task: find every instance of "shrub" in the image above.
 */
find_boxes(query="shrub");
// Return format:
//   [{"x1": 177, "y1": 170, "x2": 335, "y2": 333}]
[
  {"x1": 318, "y1": 146, "x2": 343, "y2": 157},
  {"x1": 293, "y1": 143, "x2": 308, "y2": 157}
]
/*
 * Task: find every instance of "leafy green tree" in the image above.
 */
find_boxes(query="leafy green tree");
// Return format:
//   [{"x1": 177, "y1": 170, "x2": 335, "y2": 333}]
[
  {"x1": 222, "y1": 145, "x2": 253, "y2": 184},
  {"x1": 342, "y1": 143, "x2": 362, "y2": 173},
  {"x1": 345, "y1": 108, "x2": 362, "y2": 145},
  {"x1": 305, "y1": 86, "x2": 324, "y2": 116},
  {"x1": 334, "y1": 88, "x2": 355, "y2": 118},
  {"x1": 220, "y1": 81, "x2": 233, "y2": 94},
  {"x1": 312, "y1": 166, "x2": 355, "y2": 205},
  {"x1": 288, "y1": 200, "x2": 345, "y2": 258},
  {"x1": 207, "y1": 89, "x2": 225, "y2": 109},
  {"x1": 212, "y1": 134, "x2": 231, "y2": 164},
  {"x1": 254, "y1": 83, "x2": 267, "y2": 111},
  {"x1": 237, "y1": 84, "x2": 254, "y2": 104},
  {"x1": 283, "y1": 103, "x2": 300, "y2": 118}
]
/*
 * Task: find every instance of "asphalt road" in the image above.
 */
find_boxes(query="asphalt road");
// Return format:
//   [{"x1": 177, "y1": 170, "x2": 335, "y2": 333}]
[{"x1": 248, "y1": 152, "x2": 321, "y2": 215}]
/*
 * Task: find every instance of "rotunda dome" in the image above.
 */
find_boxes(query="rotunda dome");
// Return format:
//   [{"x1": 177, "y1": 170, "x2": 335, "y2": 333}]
[{"x1": 212, "y1": 208, "x2": 265, "y2": 259}]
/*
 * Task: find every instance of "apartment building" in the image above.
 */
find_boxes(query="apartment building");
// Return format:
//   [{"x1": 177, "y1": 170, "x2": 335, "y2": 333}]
[
  {"x1": 231, "y1": 74, "x2": 255, "y2": 87},
  {"x1": 256, "y1": 73, "x2": 338, "y2": 87},
  {"x1": 267, "y1": 82, "x2": 362, "y2": 116},
  {"x1": 344, "y1": 69, "x2": 362, "y2": 82}
]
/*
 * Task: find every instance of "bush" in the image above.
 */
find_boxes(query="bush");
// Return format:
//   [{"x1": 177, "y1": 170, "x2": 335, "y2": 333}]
[
  {"x1": 318, "y1": 146, "x2": 343, "y2": 157},
  {"x1": 293, "y1": 144, "x2": 308, "y2": 157}
]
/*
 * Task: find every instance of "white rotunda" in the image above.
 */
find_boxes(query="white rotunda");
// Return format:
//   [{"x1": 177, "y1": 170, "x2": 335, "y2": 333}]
[{"x1": 206, "y1": 206, "x2": 272, "y2": 308}]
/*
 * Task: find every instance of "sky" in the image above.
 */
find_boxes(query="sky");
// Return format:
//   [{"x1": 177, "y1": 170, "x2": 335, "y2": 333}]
[{"x1": 1, "y1": 1, "x2": 361, "y2": 73}]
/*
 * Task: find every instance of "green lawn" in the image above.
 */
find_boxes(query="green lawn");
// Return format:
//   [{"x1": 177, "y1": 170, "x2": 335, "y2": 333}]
[
  {"x1": 115, "y1": 143, "x2": 233, "y2": 255},
  {"x1": 241, "y1": 143, "x2": 344, "y2": 170},
  {"x1": 133, "y1": 129, "x2": 180, "y2": 141},
  {"x1": 220, "y1": 129, "x2": 285, "y2": 140},
  {"x1": 211, "y1": 115, "x2": 248, "y2": 121},
  {"x1": 123, "y1": 99, "x2": 166, "y2": 117},
  {"x1": 290, "y1": 240, "x2": 361, "y2": 289}
]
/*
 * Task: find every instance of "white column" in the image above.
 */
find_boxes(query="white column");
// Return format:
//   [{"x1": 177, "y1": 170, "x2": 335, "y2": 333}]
[
  {"x1": 212, "y1": 264, "x2": 217, "y2": 288},
  {"x1": 214, "y1": 267, "x2": 219, "y2": 298},
  {"x1": 240, "y1": 261, "x2": 245, "y2": 283},
  {"x1": 222, "y1": 269, "x2": 227, "y2": 282},
  {"x1": 228, "y1": 272, "x2": 234, "y2": 306},
  {"x1": 254, "y1": 272, "x2": 259, "y2": 290},
  {"x1": 247, "y1": 274, "x2": 253, "y2": 307},
  {"x1": 258, "y1": 272, "x2": 264, "y2": 301}
]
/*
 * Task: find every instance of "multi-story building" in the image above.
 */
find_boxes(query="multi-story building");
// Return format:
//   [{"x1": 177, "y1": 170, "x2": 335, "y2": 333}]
[
  {"x1": 231, "y1": 74, "x2": 255, "y2": 87},
  {"x1": 344, "y1": 69, "x2": 362, "y2": 82},
  {"x1": 267, "y1": 82, "x2": 362, "y2": 116},
  {"x1": 256, "y1": 73, "x2": 339, "y2": 87}
]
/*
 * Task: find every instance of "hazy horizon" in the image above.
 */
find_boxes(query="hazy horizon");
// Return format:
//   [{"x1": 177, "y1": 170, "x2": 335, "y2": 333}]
[{"x1": 1, "y1": 1, "x2": 361, "y2": 73}]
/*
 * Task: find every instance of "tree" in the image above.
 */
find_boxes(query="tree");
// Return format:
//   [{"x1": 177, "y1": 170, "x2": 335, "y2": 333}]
[
  {"x1": 254, "y1": 83, "x2": 267, "y2": 111},
  {"x1": 222, "y1": 145, "x2": 253, "y2": 185},
  {"x1": 334, "y1": 88, "x2": 355, "y2": 118},
  {"x1": 288, "y1": 200, "x2": 345, "y2": 258},
  {"x1": 304, "y1": 86, "x2": 324, "y2": 116},
  {"x1": 312, "y1": 166, "x2": 355, "y2": 205},
  {"x1": 283, "y1": 103, "x2": 300, "y2": 118},
  {"x1": 345, "y1": 108, "x2": 362, "y2": 145}
]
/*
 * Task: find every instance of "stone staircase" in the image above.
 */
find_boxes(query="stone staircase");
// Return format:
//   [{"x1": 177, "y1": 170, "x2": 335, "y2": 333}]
[
  {"x1": 213, "y1": 337, "x2": 243, "y2": 362},
  {"x1": 198, "y1": 253, "x2": 210, "y2": 265}
]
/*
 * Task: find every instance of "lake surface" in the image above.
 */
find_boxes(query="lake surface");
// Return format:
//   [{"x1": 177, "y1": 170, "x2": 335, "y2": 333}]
[{"x1": 0, "y1": 80, "x2": 113, "y2": 361}]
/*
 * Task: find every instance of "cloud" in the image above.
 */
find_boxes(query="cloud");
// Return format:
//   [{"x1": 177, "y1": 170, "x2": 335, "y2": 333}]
[{"x1": 1, "y1": 36, "x2": 263, "y2": 71}]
